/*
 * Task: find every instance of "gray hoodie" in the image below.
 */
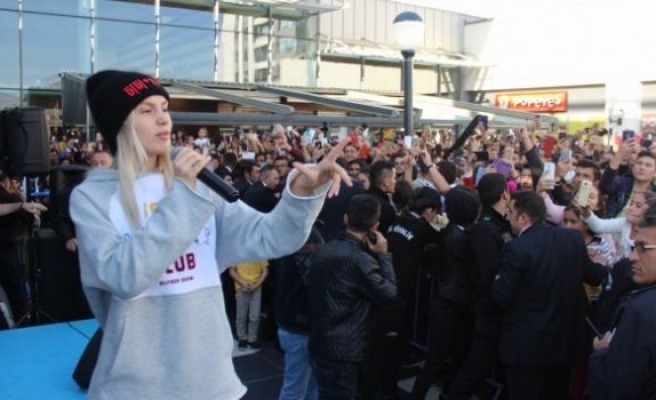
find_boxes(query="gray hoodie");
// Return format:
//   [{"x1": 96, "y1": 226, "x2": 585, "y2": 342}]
[{"x1": 71, "y1": 168, "x2": 328, "y2": 400}]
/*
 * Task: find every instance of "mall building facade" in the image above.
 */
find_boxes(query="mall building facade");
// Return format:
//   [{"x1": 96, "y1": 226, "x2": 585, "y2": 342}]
[
  {"x1": 0, "y1": 0, "x2": 483, "y2": 129},
  {"x1": 3, "y1": 0, "x2": 652, "y2": 135}
]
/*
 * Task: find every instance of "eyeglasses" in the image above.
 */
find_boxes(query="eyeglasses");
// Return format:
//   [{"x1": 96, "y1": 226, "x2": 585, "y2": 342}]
[{"x1": 631, "y1": 242, "x2": 656, "y2": 254}]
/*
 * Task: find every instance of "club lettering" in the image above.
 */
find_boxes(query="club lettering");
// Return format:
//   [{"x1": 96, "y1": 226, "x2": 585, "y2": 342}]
[{"x1": 166, "y1": 252, "x2": 196, "y2": 274}]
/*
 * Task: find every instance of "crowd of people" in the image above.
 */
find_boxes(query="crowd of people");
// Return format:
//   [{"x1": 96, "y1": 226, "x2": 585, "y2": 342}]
[{"x1": 1, "y1": 70, "x2": 655, "y2": 400}]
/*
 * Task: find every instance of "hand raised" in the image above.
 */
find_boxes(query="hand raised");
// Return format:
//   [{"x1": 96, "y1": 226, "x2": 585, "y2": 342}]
[{"x1": 292, "y1": 138, "x2": 353, "y2": 198}]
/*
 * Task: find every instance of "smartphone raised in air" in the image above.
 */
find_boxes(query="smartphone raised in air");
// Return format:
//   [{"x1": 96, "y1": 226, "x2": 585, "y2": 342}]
[{"x1": 575, "y1": 180, "x2": 593, "y2": 207}]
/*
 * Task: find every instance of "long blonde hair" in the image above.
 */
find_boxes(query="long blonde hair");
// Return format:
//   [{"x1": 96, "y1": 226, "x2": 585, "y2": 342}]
[{"x1": 115, "y1": 113, "x2": 174, "y2": 227}]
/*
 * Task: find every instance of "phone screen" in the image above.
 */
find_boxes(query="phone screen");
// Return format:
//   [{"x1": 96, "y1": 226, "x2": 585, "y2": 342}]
[
  {"x1": 475, "y1": 151, "x2": 490, "y2": 162},
  {"x1": 543, "y1": 135, "x2": 557, "y2": 159},
  {"x1": 559, "y1": 150, "x2": 571, "y2": 162},
  {"x1": 543, "y1": 162, "x2": 556, "y2": 180},
  {"x1": 622, "y1": 130, "x2": 635, "y2": 141}
]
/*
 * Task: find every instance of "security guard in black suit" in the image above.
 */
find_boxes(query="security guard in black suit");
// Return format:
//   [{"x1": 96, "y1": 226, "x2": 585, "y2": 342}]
[{"x1": 448, "y1": 173, "x2": 511, "y2": 399}]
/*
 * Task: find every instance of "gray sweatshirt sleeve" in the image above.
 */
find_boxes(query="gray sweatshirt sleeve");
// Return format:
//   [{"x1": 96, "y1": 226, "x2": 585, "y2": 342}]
[
  {"x1": 214, "y1": 169, "x2": 330, "y2": 269},
  {"x1": 71, "y1": 179, "x2": 216, "y2": 300}
]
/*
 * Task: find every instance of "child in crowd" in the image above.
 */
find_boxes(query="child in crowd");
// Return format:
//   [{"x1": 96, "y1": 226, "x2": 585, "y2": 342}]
[
  {"x1": 562, "y1": 205, "x2": 614, "y2": 301},
  {"x1": 230, "y1": 261, "x2": 268, "y2": 349},
  {"x1": 582, "y1": 191, "x2": 655, "y2": 259}
]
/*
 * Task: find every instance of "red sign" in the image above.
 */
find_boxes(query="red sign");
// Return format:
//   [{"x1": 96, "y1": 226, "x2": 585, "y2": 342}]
[
  {"x1": 641, "y1": 113, "x2": 656, "y2": 133},
  {"x1": 494, "y1": 92, "x2": 568, "y2": 113}
]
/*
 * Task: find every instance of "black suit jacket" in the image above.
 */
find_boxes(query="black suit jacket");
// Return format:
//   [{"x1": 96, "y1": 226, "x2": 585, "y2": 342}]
[
  {"x1": 242, "y1": 181, "x2": 279, "y2": 213},
  {"x1": 588, "y1": 285, "x2": 656, "y2": 400},
  {"x1": 490, "y1": 223, "x2": 606, "y2": 366}
]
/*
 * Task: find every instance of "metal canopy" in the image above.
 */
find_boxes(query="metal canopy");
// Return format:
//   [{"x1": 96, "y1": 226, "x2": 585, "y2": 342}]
[
  {"x1": 171, "y1": 81, "x2": 295, "y2": 114},
  {"x1": 256, "y1": 85, "x2": 401, "y2": 118},
  {"x1": 170, "y1": 111, "x2": 406, "y2": 127},
  {"x1": 414, "y1": 95, "x2": 559, "y2": 125}
]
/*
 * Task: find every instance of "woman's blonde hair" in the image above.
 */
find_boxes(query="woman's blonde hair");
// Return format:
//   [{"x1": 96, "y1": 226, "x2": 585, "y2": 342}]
[{"x1": 115, "y1": 113, "x2": 173, "y2": 227}]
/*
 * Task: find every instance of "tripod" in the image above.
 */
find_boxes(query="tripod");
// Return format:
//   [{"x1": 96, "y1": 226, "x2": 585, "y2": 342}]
[{"x1": 14, "y1": 224, "x2": 58, "y2": 328}]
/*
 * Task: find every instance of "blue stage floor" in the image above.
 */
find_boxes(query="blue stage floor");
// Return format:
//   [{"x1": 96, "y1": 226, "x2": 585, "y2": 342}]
[{"x1": 0, "y1": 320, "x2": 285, "y2": 400}]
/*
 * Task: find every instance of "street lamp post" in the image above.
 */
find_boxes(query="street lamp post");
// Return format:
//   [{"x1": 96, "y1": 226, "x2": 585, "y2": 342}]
[{"x1": 393, "y1": 11, "x2": 424, "y2": 139}]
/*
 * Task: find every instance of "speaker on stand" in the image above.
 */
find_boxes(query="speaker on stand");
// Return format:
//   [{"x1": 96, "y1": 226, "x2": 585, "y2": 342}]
[{"x1": 0, "y1": 106, "x2": 50, "y2": 176}]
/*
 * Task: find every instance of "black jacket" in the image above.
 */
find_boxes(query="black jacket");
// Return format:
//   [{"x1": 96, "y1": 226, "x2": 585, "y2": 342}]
[
  {"x1": 434, "y1": 223, "x2": 476, "y2": 307},
  {"x1": 471, "y1": 206, "x2": 512, "y2": 302},
  {"x1": 367, "y1": 185, "x2": 396, "y2": 235},
  {"x1": 274, "y1": 226, "x2": 325, "y2": 335},
  {"x1": 599, "y1": 167, "x2": 656, "y2": 218},
  {"x1": 242, "y1": 181, "x2": 279, "y2": 213},
  {"x1": 0, "y1": 188, "x2": 32, "y2": 246},
  {"x1": 317, "y1": 181, "x2": 366, "y2": 242},
  {"x1": 308, "y1": 232, "x2": 397, "y2": 362},
  {"x1": 387, "y1": 212, "x2": 441, "y2": 305},
  {"x1": 490, "y1": 223, "x2": 607, "y2": 366},
  {"x1": 588, "y1": 285, "x2": 656, "y2": 400}
]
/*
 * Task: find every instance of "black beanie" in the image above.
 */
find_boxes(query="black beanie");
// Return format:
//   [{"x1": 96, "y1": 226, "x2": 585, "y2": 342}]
[
  {"x1": 86, "y1": 70, "x2": 170, "y2": 155},
  {"x1": 445, "y1": 186, "x2": 480, "y2": 226}
]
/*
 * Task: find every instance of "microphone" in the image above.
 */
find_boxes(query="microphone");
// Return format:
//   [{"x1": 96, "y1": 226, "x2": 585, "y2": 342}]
[
  {"x1": 171, "y1": 147, "x2": 240, "y2": 203},
  {"x1": 443, "y1": 115, "x2": 481, "y2": 160}
]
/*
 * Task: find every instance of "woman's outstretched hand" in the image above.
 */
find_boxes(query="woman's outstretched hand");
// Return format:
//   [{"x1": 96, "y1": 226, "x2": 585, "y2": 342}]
[{"x1": 291, "y1": 138, "x2": 353, "y2": 198}]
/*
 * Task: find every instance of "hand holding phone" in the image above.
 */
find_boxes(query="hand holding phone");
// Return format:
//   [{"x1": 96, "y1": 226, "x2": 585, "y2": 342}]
[
  {"x1": 479, "y1": 115, "x2": 489, "y2": 130},
  {"x1": 543, "y1": 162, "x2": 556, "y2": 180},
  {"x1": 503, "y1": 147, "x2": 514, "y2": 162},
  {"x1": 575, "y1": 180, "x2": 593, "y2": 207},
  {"x1": 622, "y1": 129, "x2": 636, "y2": 142},
  {"x1": 366, "y1": 230, "x2": 387, "y2": 254}
]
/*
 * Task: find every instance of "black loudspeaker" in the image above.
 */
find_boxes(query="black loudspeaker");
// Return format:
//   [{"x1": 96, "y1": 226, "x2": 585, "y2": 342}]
[
  {"x1": 49, "y1": 165, "x2": 90, "y2": 220},
  {"x1": 34, "y1": 228, "x2": 92, "y2": 322},
  {"x1": 0, "y1": 107, "x2": 50, "y2": 175}
]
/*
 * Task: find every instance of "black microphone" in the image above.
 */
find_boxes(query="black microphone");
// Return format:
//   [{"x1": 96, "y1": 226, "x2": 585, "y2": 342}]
[
  {"x1": 171, "y1": 147, "x2": 240, "y2": 203},
  {"x1": 443, "y1": 115, "x2": 481, "y2": 160}
]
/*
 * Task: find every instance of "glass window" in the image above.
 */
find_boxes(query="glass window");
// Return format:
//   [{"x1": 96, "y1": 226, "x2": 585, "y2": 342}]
[
  {"x1": 95, "y1": 20, "x2": 155, "y2": 73},
  {"x1": 22, "y1": 0, "x2": 90, "y2": 17},
  {"x1": 254, "y1": 69, "x2": 267, "y2": 83},
  {"x1": 22, "y1": 13, "x2": 91, "y2": 88},
  {"x1": 1, "y1": 0, "x2": 19, "y2": 10},
  {"x1": 254, "y1": 47, "x2": 267, "y2": 63},
  {"x1": 0, "y1": 9, "x2": 19, "y2": 88},
  {"x1": 96, "y1": 0, "x2": 153, "y2": 23},
  {"x1": 279, "y1": 37, "x2": 296, "y2": 55},
  {"x1": 216, "y1": 29, "x2": 236, "y2": 81},
  {"x1": 0, "y1": 0, "x2": 17, "y2": 10},
  {"x1": 161, "y1": 3, "x2": 212, "y2": 29},
  {"x1": 159, "y1": 25, "x2": 213, "y2": 80}
]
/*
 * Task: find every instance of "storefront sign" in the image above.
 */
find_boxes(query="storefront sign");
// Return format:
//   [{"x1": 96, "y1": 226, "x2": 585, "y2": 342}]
[
  {"x1": 494, "y1": 92, "x2": 568, "y2": 113},
  {"x1": 641, "y1": 114, "x2": 656, "y2": 133}
]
